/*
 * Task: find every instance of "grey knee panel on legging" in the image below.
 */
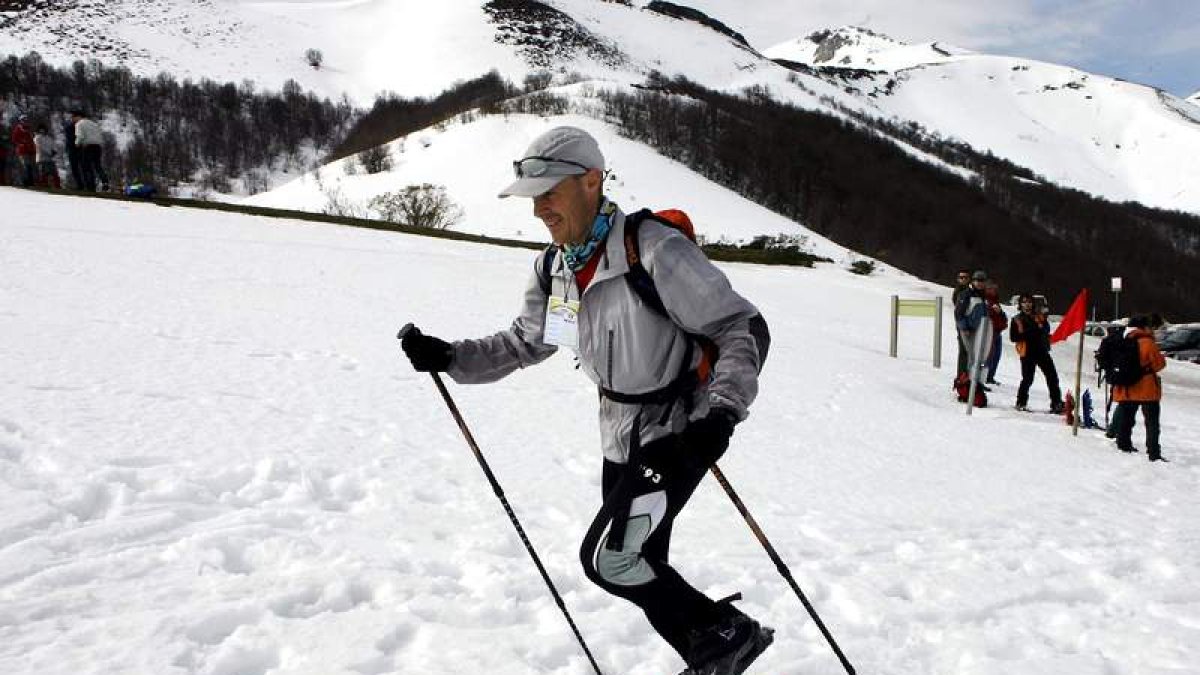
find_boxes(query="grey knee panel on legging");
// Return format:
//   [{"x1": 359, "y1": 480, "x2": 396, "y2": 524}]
[
  {"x1": 597, "y1": 514, "x2": 656, "y2": 585},
  {"x1": 591, "y1": 490, "x2": 669, "y2": 587}
]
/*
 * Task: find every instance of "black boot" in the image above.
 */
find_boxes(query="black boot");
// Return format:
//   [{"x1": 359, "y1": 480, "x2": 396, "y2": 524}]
[{"x1": 681, "y1": 603, "x2": 774, "y2": 675}]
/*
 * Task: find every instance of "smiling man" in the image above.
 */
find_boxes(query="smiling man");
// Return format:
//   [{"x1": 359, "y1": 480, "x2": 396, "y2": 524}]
[{"x1": 400, "y1": 126, "x2": 773, "y2": 675}]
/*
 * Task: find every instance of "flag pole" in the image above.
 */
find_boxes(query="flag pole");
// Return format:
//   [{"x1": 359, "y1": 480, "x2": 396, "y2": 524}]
[{"x1": 1072, "y1": 325, "x2": 1085, "y2": 436}]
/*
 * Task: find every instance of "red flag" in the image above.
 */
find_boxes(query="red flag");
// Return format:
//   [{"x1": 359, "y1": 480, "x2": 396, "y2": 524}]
[{"x1": 1050, "y1": 288, "x2": 1089, "y2": 344}]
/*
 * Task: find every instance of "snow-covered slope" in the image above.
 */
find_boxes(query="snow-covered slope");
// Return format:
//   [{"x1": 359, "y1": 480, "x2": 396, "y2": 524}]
[
  {"x1": 244, "y1": 105, "x2": 844, "y2": 248},
  {"x1": 1189, "y1": 90, "x2": 1200, "y2": 106},
  {"x1": 3, "y1": 186, "x2": 1199, "y2": 675},
  {"x1": 0, "y1": 0, "x2": 766, "y2": 103},
  {"x1": 765, "y1": 27, "x2": 1200, "y2": 215}
]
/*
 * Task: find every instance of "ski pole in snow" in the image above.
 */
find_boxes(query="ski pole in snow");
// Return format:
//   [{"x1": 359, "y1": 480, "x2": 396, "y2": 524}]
[
  {"x1": 710, "y1": 465, "x2": 858, "y2": 675},
  {"x1": 398, "y1": 325, "x2": 603, "y2": 675}
]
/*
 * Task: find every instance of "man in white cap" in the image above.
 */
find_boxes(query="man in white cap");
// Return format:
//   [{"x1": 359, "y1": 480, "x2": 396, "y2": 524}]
[{"x1": 401, "y1": 126, "x2": 772, "y2": 675}]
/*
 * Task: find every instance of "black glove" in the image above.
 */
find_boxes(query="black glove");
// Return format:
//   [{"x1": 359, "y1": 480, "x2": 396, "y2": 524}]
[
  {"x1": 679, "y1": 407, "x2": 739, "y2": 470},
  {"x1": 400, "y1": 325, "x2": 453, "y2": 372}
]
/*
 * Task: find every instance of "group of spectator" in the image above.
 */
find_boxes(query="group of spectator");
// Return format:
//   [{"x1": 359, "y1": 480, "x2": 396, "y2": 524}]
[
  {"x1": 952, "y1": 269, "x2": 1168, "y2": 462},
  {"x1": 952, "y1": 269, "x2": 1014, "y2": 391},
  {"x1": 0, "y1": 110, "x2": 108, "y2": 191}
]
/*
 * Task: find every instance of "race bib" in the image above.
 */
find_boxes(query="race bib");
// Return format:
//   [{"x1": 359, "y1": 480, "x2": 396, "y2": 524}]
[{"x1": 544, "y1": 296, "x2": 581, "y2": 348}]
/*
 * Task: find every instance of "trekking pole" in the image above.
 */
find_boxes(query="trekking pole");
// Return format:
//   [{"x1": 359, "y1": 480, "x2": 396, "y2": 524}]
[
  {"x1": 397, "y1": 327, "x2": 604, "y2": 675},
  {"x1": 710, "y1": 465, "x2": 857, "y2": 675}
]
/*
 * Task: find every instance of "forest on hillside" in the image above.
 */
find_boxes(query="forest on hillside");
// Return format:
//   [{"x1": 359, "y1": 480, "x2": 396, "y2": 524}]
[
  {"x1": 0, "y1": 52, "x2": 354, "y2": 192},
  {"x1": 589, "y1": 75, "x2": 1200, "y2": 320},
  {"x1": 3, "y1": 49, "x2": 1197, "y2": 319}
]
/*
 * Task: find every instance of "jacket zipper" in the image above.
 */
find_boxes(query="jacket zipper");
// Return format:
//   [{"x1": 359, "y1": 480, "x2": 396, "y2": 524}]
[{"x1": 607, "y1": 328, "x2": 615, "y2": 388}]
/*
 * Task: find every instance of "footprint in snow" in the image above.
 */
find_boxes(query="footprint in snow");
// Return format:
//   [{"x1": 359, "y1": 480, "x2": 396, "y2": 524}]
[{"x1": 184, "y1": 605, "x2": 263, "y2": 645}]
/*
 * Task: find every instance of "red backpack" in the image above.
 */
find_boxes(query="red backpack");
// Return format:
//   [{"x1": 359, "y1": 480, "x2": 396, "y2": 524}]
[{"x1": 953, "y1": 372, "x2": 988, "y2": 407}]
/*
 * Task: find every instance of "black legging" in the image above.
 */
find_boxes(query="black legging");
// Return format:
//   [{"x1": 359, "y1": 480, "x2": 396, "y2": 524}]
[
  {"x1": 80, "y1": 144, "x2": 109, "y2": 191},
  {"x1": 1016, "y1": 351, "x2": 1062, "y2": 407},
  {"x1": 1115, "y1": 401, "x2": 1161, "y2": 454},
  {"x1": 580, "y1": 436, "x2": 728, "y2": 658}
]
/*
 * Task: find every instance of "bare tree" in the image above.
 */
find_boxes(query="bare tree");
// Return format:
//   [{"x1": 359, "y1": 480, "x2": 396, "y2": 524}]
[
  {"x1": 369, "y1": 184, "x2": 463, "y2": 229},
  {"x1": 356, "y1": 144, "x2": 392, "y2": 174}
]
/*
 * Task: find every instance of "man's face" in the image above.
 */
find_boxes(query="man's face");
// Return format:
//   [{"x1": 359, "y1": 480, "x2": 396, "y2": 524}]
[
  {"x1": 957, "y1": 272, "x2": 970, "y2": 286},
  {"x1": 971, "y1": 277, "x2": 986, "y2": 289},
  {"x1": 533, "y1": 169, "x2": 602, "y2": 246},
  {"x1": 1020, "y1": 299, "x2": 1034, "y2": 312}
]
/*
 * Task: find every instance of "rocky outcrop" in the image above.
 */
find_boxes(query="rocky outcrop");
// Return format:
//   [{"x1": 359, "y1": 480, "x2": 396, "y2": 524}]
[
  {"x1": 644, "y1": 1, "x2": 750, "y2": 48},
  {"x1": 483, "y1": 0, "x2": 626, "y2": 69}
]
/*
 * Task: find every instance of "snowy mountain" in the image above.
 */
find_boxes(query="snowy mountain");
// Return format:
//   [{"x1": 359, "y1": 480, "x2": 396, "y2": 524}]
[
  {"x1": 0, "y1": 0, "x2": 770, "y2": 103},
  {"x1": 1189, "y1": 90, "x2": 1200, "y2": 106},
  {"x1": 5, "y1": 1, "x2": 1198, "y2": 217},
  {"x1": 4, "y1": 186, "x2": 1200, "y2": 675},
  {"x1": 764, "y1": 26, "x2": 1200, "y2": 215},
  {"x1": 766, "y1": 26, "x2": 967, "y2": 71}
]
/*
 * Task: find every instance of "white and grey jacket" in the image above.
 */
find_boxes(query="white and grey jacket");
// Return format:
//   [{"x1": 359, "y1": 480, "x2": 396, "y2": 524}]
[
  {"x1": 34, "y1": 133, "x2": 55, "y2": 163},
  {"x1": 75, "y1": 118, "x2": 103, "y2": 147},
  {"x1": 447, "y1": 206, "x2": 763, "y2": 464}
]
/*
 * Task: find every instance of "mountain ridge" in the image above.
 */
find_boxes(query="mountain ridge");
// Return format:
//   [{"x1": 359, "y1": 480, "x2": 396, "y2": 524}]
[{"x1": 2, "y1": 0, "x2": 1196, "y2": 216}]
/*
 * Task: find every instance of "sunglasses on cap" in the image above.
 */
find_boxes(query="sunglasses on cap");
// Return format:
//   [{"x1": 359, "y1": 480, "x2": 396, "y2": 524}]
[{"x1": 513, "y1": 156, "x2": 590, "y2": 179}]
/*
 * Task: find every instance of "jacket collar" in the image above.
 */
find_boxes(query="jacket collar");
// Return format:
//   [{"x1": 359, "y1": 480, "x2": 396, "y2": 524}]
[{"x1": 582, "y1": 205, "x2": 630, "y2": 289}]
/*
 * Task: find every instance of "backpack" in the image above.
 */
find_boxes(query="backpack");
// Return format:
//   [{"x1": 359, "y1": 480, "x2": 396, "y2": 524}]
[
  {"x1": 1100, "y1": 335, "x2": 1147, "y2": 387},
  {"x1": 536, "y1": 208, "x2": 769, "y2": 383},
  {"x1": 953, "y1": 372, "x2": 987, "y2": 407},
  {"x1": 954, "y1": 292, "x2": 986, "y2": 332}
]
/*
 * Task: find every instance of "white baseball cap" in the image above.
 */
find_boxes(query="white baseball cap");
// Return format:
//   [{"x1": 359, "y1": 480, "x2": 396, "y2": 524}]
[{"x1": 498, "y1": 126, "x2": 605, "y2": 198}]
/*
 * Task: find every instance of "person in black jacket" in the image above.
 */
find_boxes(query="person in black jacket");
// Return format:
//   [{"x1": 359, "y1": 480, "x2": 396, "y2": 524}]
[
  {"x1": 61, "y1": 113, "x2": 82, "y2": 190},
  {"x1": 1010, "y1": 293, "x2": 1064, "y2": 412},
  {"x1": 951, "y1": 269, "x2": 972, "y2": 379}
]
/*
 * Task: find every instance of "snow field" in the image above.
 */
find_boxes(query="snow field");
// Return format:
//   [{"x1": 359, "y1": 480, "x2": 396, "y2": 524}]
[{"x1": 1, "y1": 188, "x2": 1199, "y2": 674}]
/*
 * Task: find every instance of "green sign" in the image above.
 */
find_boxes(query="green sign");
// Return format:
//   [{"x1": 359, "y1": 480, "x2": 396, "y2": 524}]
[{"x1": 897, "y1": 299, "x2": 938, "y2": 318}]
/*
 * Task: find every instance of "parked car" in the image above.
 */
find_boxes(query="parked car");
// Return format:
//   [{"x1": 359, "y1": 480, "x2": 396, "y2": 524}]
[
  {"x1": 1009, "y1": 294, "x2": 1048, "y2": 311},
  {"x1": 1158, "y1": 324, "x2": 1200, "y2": 362},
  {"x1": 1084, "y1": 322, "x2": 1120, "y2": 337}
]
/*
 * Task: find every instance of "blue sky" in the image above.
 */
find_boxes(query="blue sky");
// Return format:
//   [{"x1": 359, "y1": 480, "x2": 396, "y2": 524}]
[
  {"x1": 688, "y1": 0, "x2": 1199, "y2": 96},
  {"x1": 989, "y1": 0, "x2": 1200, "y2": 96}
]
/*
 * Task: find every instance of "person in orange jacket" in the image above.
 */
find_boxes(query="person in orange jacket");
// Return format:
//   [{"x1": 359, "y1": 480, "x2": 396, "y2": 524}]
[{"x1": 1113, "y1": 315, "x2": 1168, "y2": 461}]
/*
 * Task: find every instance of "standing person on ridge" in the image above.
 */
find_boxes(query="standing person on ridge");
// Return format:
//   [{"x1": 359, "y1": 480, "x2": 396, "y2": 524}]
[
  {"x1": 33, "y1": 123, "x2": 60, "y2": 189},
  {"x1": 10, "y1": 114, "x2": 36, "y2": 187},
  {"x1": 61, "y1": 112, "x2": 83, "y2": 190},
  {"x1": 71, "y1": 110, "x2": 109, "y2": 192},
  {"x1": 1010, "y1": 293, "x2": 1065, "y2": 413},
  {"x1": 399, "y1": 126, "x2": 774, "y2": 675},
  {"x1": 0, "y1": 120, "x2": 10, "y2": 186}
]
